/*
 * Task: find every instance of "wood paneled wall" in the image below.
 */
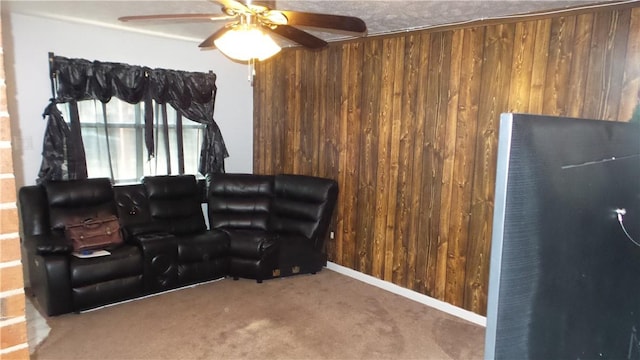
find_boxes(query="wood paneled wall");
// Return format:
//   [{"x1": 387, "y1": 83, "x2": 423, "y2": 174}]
[{"x1": 253, "y1": 5, "x2": 640, "y2": 315}]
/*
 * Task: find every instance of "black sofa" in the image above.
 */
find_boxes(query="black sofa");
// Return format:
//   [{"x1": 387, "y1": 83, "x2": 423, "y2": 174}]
[{"x1": 19, "y1": 174, "x2": 338, "y2": 316}]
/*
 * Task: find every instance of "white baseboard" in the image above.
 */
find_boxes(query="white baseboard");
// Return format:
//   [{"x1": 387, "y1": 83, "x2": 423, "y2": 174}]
[{"x1": 326, "y1": 262, "x2": 487, "y2": 327}]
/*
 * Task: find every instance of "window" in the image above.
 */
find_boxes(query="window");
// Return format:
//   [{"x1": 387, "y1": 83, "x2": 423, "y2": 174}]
[
  {"x1": 61, "y1": 99, "x2": 205, "y2": 184},
  {"x1": 39, "y1": 55, "x2": 227, "y2": 185}
]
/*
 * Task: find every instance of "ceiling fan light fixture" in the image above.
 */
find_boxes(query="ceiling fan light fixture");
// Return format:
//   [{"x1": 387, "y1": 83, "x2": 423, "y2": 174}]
[{"x1": 214, "y1": 24, "x2": 281, "y2": 62}]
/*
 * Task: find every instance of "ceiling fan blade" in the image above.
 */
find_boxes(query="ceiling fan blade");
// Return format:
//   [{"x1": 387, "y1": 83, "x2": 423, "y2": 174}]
[
  {"x1": 266, "y1": 25, "x2": 328, "y2": 49},
  {"x1": 119, "y1": 13, "x2": 232, "y2": 22},
  {"x1": 198, "y1": 26, "x2": 233, "y2": 48},
  {"x1": 277, "y1": 11, "x2": 367, "y2": 33}
]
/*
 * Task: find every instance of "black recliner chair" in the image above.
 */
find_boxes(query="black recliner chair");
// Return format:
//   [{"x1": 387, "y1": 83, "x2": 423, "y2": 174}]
[
  {"x1": 270, "y1": 174, "x2": 338, "y2": 277},
  {"x1": 140, "y1": 175, "x2": 229, "y2": 286},
  {"x1": 207, "y1": 173, "x2": 338, "y2": 282},
  {"x1": 19, "y1": 178, "x2": 143, "y2": 316},
  {"x1": 208, "y1": 174, "x2": 279, "y2": 282}
]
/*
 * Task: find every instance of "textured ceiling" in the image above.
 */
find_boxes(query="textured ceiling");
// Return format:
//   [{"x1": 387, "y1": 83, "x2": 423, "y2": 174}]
[{"x1": 4, "y1": 0, "x2": 625, "y2": 47}]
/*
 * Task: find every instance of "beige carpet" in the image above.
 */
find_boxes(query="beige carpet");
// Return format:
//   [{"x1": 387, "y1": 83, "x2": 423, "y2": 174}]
[{"x1": 32, "y1": 269, "x2": 485, "y2": 359}]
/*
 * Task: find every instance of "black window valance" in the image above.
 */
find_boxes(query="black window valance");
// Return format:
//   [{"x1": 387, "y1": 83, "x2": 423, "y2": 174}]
[
  {"x1": 39, "y1": 54, "x2": 228, "y2": 183},
  {"x1": 53, "y1": 56, "x2": 218, "y2": 108}
]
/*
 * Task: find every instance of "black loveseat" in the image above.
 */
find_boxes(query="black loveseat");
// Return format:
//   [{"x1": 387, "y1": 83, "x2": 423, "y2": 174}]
[{"x1": 19, "y1": 174, "x2": 338, "y2": 316}]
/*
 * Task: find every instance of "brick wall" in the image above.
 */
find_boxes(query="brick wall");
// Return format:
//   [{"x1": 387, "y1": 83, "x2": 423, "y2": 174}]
[{"x1": 0, "y1": 3, "x2": 29, "y2": 359}]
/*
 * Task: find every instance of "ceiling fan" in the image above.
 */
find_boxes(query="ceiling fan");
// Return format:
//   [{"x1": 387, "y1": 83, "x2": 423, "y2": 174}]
[{"x1": 119, "y1": 0, "x2": 367, "y2": 60}]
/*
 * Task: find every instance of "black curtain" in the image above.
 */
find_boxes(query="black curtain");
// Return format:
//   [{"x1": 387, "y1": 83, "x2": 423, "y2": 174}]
[
  {"x1": 38, "y1": 55, "x2": 228, "y2": 182},
  {"x1": 37, "y1": 102, "x2": 71, "y2": 184}
]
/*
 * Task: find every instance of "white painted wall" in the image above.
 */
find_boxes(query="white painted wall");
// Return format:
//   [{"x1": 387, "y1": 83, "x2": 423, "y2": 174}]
[{"x1": 2, "y1": 12, "x2": 254, "y2": 187}]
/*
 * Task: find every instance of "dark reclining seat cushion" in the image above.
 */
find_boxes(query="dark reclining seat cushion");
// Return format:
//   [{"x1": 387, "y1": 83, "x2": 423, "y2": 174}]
[
  {"x1": 142, "y1": 175, "x2": 207, "y2": 235},
  {"x1": 174, "y1": 231, "x2": 229, "y2": 285},
  {"x1": 70, "y1": 245, "x2": 143, "y2": 311},
  {"x1": 226, "y1": 229, "x2": 277, "y2": 259},
  {"x1": 176, "y1": 230, "x2": 229, "y2": 263},
  {"x1": 277, "y1": 233, "x2": 321, "y2": 264},
  {"x1": 70, "y1": 246, "x2": 142, "y2": 288}
]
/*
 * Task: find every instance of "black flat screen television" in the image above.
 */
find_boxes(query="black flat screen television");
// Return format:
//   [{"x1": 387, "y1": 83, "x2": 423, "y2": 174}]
[{"x1": 485, "y1": 113, "x2": 640, "y2": 359}]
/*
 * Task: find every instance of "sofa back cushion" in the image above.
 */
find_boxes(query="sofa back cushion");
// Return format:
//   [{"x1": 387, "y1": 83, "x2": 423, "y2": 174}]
[
  {"x1": 142, "y1": 175, "x2": 206, "y2": 235},
  {"x1": 208, "y1": 174, "x2": 274, "y2": 231},
  {"x1": 44, "y1": 178, "x2": 118, "y2": 233},
  {"x1": 270, "y1": 174, "x2": 338, "y2": 244}
]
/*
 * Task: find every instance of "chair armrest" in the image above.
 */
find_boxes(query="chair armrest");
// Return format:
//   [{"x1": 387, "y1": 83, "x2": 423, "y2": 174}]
[
  {"x1": 130, "y1": 232, "x2": 179, "y2": 292},
  {"x1": 122, "y1": 223, "x2": 166, "y2": 239},
  {"x1": 130, "y1": 232, "x2": 176, "y2": 247},
  {"x1": 29, "y1": 253, "x2": 73, "y2": 315},
  {"x1": 23, "y1": 233, "x2": 73, "y2": 255}
]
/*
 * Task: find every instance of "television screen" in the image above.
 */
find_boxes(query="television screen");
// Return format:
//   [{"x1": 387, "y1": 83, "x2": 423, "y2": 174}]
[{"x1": 485, "y1": 113, "x2": 640, "y2": 359}]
